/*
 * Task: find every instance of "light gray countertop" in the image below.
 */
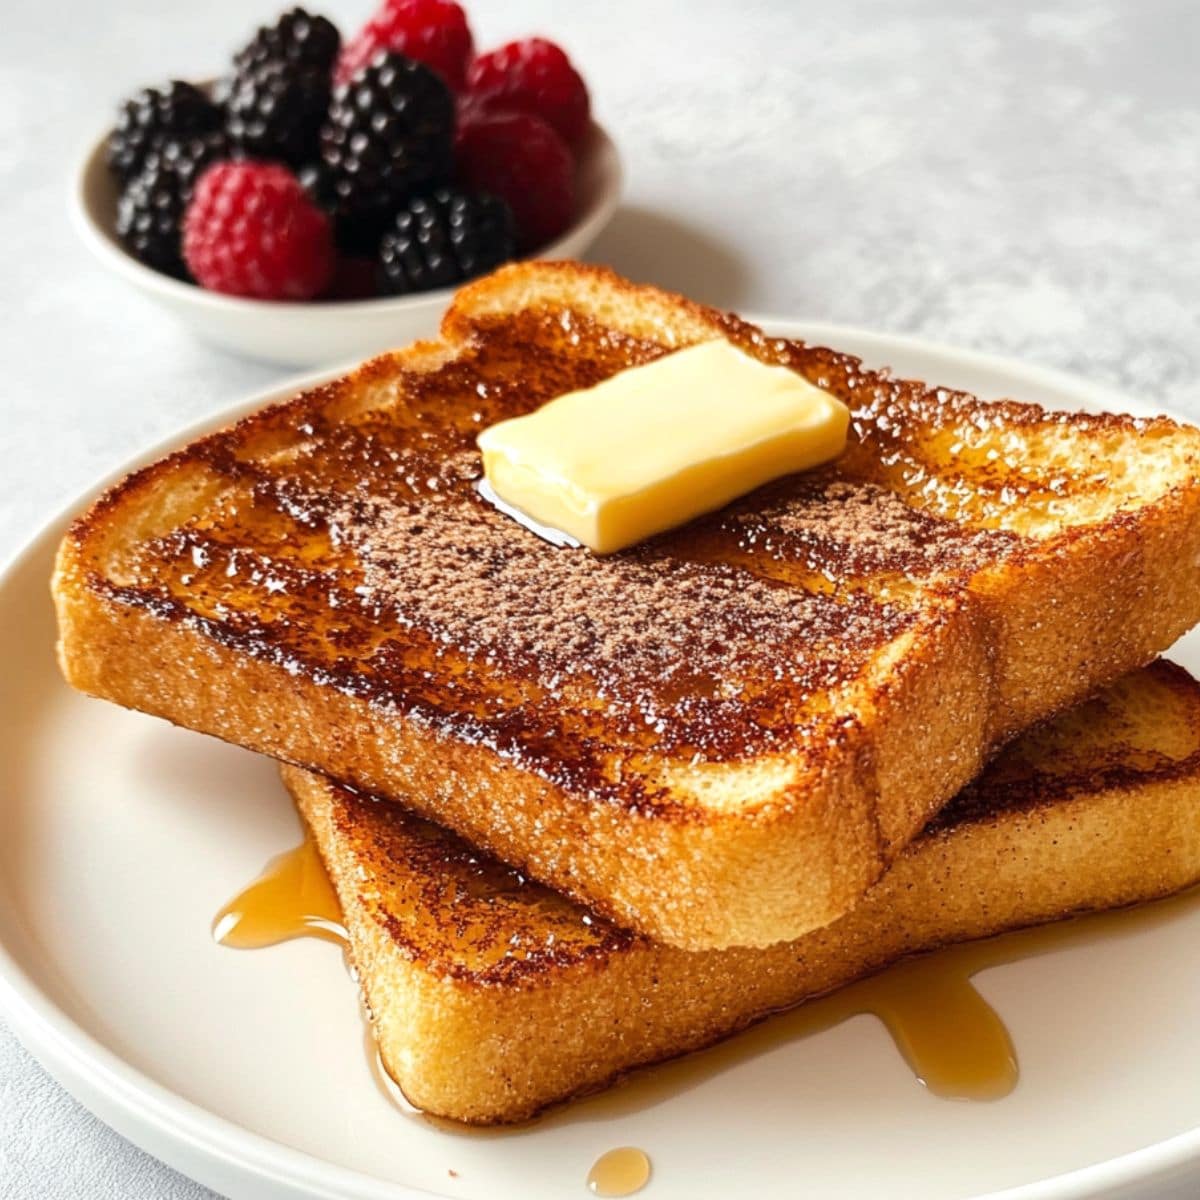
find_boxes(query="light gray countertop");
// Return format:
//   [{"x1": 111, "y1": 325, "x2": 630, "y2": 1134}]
[{"x1": 2, "y1": 0, "x2": 1197, "y2": 1195}]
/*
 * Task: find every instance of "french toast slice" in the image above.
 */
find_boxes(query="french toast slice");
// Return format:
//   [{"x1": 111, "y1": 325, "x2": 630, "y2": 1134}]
[
  {"x1": 54, "y1": 264, "x2": 1200, "y2": 949},
  {"x1": 284, "y1": 659, "x2": 1200, "y2": 1125}
]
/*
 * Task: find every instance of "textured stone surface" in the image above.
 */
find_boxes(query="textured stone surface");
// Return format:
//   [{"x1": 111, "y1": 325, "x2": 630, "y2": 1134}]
[{"x1": 2, "y1": 0, "x2": 1198, "y2": 1196}]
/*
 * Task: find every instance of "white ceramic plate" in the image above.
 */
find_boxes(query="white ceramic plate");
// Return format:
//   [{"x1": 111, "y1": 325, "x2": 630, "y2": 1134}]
[
  {"x1": 71, "y1": 119, "x2": 622, "y2": 368},
  {"x1": 3, "y1": 322, "x2": 1200, "y2": 1200}
]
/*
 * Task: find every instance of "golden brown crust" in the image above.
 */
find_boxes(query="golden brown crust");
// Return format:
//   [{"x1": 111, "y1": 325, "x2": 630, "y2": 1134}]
[
  {"x1": 283, "y1": 659, "x2": 1200, "y2": 1123},
  {"x1": 53, "y1": 262, "x2": 1200, "y2": 948},
  {"x1": 936, "y1": 658, "x2": 1200, "y2": 826}
]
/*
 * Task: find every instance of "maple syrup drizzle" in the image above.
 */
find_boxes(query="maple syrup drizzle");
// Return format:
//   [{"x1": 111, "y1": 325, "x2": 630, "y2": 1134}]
[
  {"x1": 830, "y1": 954, "x2": 1016, "y2": 1100},
  {"x1": 214, "y1": 837, "x2": 1020, "y2": 1108},
  {"x1": 214, "y1": 839, "x2": 1199, "y2": 1129},
  {"x1": 212, "y1": 837, "x2": 346, "y2": 949},
  {"x1": 587, "y1": 1147, "x2": 651, "y2": 1196}
]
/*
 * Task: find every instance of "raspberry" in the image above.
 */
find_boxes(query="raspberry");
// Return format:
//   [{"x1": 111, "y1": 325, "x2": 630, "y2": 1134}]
[
  {"x1": 455, "y1": 109, "x2": 574, "y2": 250},
  {"x1": 336, "y1": 0, "x2": 473, "y2": 90},
  {"x1": 465, "y1": 38, "x2": 590, "y2": 147},
  {"x1": 183, "y1": 162, "x2": 334, "y2": 300}
]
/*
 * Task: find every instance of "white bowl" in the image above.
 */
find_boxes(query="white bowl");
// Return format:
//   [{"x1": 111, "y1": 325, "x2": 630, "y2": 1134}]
[{"x1": 71, "y1": 119, "x2": 622, "y2": 367}]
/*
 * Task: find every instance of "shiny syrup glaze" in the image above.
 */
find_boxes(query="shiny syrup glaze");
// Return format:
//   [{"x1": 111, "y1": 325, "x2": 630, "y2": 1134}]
[
  {"x1": 210, "y1": 659, "x2": 1200, "y2": 1122},
  {"x1": 213, "y1": 837, "x2": 345, "y2": 949},
  {"x1": 213, "y1": 831, "x2": 1015, "y2": 1107},
  {"x1": 711, "y1": 312, "x2": 1141, "y2": 534},
  {"x1": 214, "y1": 819, "x2": 1200, "y2": 1124},
  {"x1": 92, "y1": 308, "x2": 1042, "y2": 801}
]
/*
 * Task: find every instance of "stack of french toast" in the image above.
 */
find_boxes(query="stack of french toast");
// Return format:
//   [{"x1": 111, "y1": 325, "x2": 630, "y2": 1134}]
[{"x1": 52, "y1": 263, "x2": 1200, "y2": 1124}]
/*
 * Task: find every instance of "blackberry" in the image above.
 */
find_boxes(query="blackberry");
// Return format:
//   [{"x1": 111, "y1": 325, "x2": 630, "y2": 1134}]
[
  {"x1": 319, "y1": 54, "x2": 454, "y2": 223},
  {"x1": 115, "y1": 132, "x2": 231, "y2": 279},
  {"x1": 157, "y1": 131, "x2": 233, "y2": 195},
  {"x1": 298, "y1": 161, "x2": 389, "y2": 255},
  {"x1": 225, "y1": 59, "x2": 329, "y2": 165},
  {"x1": 106, "y1": 81, "x2": 222, "y2": 182},
  {"x1": 298, "y1": 161, "x2": 336, "y2": 208},
  {"x1": 232, "y1": 7, "x2": 341, "y2": 76},
  {"x1": 335, "y1": 209, "x2": 394, "y2": 256},
  {"x1": 379, "y1": 188, "x2": 516, "y2": 294}
]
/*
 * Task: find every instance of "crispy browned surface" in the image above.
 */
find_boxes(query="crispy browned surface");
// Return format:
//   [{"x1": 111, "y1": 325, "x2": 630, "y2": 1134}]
[
  {"x1": 285, "y1": 660, "x2": 1200, "y2": 1124},
  {"x1": 54, "y1": 263, "x2": 1200, "y2": 948}
]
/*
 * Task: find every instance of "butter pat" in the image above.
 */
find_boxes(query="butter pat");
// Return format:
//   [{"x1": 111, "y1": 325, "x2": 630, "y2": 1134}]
[{"x1": 477, "y1": 340, "x2": 850, "y2": 554}]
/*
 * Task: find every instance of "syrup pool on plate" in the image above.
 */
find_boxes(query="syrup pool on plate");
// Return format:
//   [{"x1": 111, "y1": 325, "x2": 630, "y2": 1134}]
[
  {"x1": 587, "y1": 1147, "x2": 652, "y2": 1196},
  {"x1": 212, "y1": 836, "x2": 1024, "y2": 1107}
]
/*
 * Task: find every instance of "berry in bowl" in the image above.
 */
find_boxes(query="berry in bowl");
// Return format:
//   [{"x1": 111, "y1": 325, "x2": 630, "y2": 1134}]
[{"x1": 73, "y1": 2, "x2": 621, "y2": 366}]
